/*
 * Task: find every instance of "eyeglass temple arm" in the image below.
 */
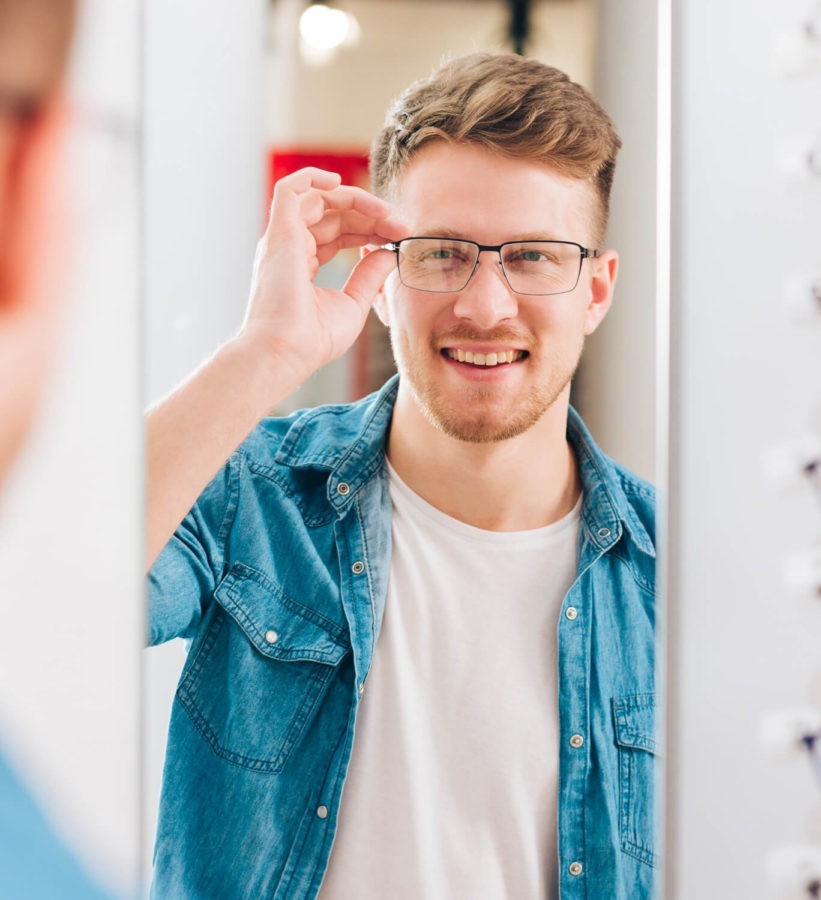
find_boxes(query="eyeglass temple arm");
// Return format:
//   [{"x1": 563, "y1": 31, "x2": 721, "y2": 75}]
[{"x1": 381, "y1": 241, "x2": 600, "y2": 256}]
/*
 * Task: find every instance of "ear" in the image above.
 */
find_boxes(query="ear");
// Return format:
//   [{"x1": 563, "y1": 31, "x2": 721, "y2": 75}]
[
  {"x1": 582, "y1": 248, "x2": 618, "y2": 337},
  {"x1": 360, "y1": 245, "x2": 391, "y2": 327}
]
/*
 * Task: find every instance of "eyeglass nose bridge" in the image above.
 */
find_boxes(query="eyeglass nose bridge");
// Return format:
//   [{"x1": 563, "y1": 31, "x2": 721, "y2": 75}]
[{"x1": 463, "y1": 246, "x2": 511, "y2": 291}]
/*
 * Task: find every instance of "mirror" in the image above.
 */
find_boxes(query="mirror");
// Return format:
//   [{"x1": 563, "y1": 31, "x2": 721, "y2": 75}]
[{"x1": 144, "y1": 0, "x2": 662, "y2": 895}]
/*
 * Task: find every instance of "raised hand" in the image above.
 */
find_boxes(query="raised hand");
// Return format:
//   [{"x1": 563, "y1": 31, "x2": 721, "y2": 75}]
[
  {"x1": 146, "y1": 168, "x2": 409, "y2": 568},
  {"x1": 238, "y1": 167, "x2": 410, "y2": 388}
]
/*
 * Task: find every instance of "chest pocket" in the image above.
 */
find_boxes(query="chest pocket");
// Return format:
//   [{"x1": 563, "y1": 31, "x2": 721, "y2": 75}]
[
  {"x1": 177, "y1": 562, "x2": 350, "y2": 774},
  {"x1": 613, "y1": 692, "x2": 658, "y2": 868}
]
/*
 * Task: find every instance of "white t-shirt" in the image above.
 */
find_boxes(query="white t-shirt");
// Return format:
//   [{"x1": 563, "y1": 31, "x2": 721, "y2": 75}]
[{"x1": 319, "y1": 462, "x2": 582, "y2": 899}]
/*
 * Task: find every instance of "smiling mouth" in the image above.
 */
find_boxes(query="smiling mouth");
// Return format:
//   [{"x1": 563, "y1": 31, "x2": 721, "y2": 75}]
[{"x1": 443, "y1": 348, "x2": 528, "y2": 367}]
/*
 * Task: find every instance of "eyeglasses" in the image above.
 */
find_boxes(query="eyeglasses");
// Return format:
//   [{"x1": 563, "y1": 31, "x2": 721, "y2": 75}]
[{"x1": 381, "y1": 237, "x2": 601, "y2": 296}]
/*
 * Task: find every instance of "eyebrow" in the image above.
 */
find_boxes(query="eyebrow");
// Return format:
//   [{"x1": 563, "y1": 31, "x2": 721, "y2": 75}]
[{"x1": 417, "y1": 227, "x2": 563, "y2": 242}]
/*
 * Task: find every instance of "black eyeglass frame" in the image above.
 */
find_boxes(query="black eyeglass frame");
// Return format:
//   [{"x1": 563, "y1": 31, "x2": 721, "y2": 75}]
[{"x1": 381, "y1": 237, "x2": 602, "y2": 296}]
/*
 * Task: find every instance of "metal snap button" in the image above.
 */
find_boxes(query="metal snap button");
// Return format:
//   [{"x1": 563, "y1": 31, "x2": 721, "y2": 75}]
[
  {"x1": 569, "y1": 861, "x2": 583, "y2": 876},
  {"x1": 264, "y1": 630, "x2": 279, "y2": 644},
  {"x1": 352, "y1": 561, "x2": 365, "y2": 575},
  {"x1": 565, "y1": 606, "x2": 578, "y2": 620},
  {"x1": 597, "y1": 527, "x2": 611, "y2": 538},
  {"x1": 358, "y1": 682, "x2": 365, "y2": 695},
  {"x1": 337, "y1": 482, "x2": 350, "y2": 496},
  {"x1": 569, "y1": 734, "x2": 584, "y2": 749},
  {"x1": 316, "y1": 805, "x2": 328, "y2": 819}
]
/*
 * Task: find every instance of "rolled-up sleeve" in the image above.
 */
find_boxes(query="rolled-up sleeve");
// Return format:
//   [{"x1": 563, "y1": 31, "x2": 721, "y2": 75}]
[{"x1": 147, "y1": 452, "x2": 239, "y2": 645}]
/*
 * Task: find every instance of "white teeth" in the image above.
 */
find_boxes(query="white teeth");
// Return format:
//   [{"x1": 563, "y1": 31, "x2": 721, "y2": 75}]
[{"x1": 446, "y1": 349, "x2": 524, "y2": 366}]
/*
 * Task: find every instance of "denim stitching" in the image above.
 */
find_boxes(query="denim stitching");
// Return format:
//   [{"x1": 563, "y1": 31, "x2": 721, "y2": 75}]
[
  {"x1": 178, "y1": 611, "x2": 338, "y2": 774},
  {"x1": 226, "y1": 562, "x2": 347, "y2": 644}
]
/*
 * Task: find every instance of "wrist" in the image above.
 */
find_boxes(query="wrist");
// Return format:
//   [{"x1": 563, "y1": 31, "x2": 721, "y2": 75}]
[{"x1": 224, "y1": 331, "x2": 309, "y2": 416}]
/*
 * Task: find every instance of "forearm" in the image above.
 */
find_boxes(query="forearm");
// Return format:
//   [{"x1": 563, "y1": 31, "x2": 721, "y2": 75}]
[
  {"x1": 145, "y1": 335, "x2": 302, "y2": 571},
  {"x1": 145, "y1": 168, "x2": 407, "y2": 572}
]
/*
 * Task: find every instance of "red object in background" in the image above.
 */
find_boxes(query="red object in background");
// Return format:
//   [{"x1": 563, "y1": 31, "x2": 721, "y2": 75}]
[
  {"x1": 267, "y1": 148, "x2": 371, "y2": 210},
  {"x1": 267, "y1": 148, "x2": 375, "y2": 401}
]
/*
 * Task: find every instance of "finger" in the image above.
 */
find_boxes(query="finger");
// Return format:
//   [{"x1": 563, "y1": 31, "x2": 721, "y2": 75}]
[
  {"x1": 342, "y1": 248, "x2": 399, "y2": 314},
  {"x1": 316, "y1": 233, "x2": 392, "y2": 267},
  {"x1": 311, "y1": 209, "x2": 412, "y2": 246},
  {"x1": 310, "y1": 209, "x2": 387, "y2": 245},
  {"x1": 298, "y1": 186, "x2": 392, "y2": 231},
  {"x1": 274, "y1": 167, "x2": 342, "y2": 198},
  {"x1": 315, "y1": 184, "x2": 391, "y2": 219},
  {"x1": 268, "y1": 168, "x2": 342, "y2": 230}
]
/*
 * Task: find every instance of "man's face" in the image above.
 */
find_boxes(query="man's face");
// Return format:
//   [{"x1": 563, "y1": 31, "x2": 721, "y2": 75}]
[{"x1": 376, "y1": 141, "x2": 617, "y2": 444}]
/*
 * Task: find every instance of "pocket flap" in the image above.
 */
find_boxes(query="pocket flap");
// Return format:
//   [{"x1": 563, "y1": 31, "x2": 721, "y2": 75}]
[
  {"x1": 612, "y1": 693, "x2": 657, "y2": 754},
  {"x1": 214, "y1": 562, "x2": 348, "y2": 665}
]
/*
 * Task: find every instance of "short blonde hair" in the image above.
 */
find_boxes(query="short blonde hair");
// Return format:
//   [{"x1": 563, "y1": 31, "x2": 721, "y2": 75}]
[{"x1": 370, "y1": 53, "x2": 621, "y2": 241}]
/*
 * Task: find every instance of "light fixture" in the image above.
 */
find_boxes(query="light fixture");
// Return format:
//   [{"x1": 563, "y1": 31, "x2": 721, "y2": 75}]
[{"x1": 299, "y1": 3, "x2": 359, "y2": 52}]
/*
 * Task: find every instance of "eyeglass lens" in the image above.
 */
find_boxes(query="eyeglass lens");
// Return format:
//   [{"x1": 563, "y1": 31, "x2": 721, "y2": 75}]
[{"x1": 396, "y1": 238, "x2": 583, "y2": 295}]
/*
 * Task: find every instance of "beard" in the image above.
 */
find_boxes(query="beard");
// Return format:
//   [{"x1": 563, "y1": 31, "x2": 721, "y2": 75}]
[{"x1": 389, "y1": 325, "x2": 584, "y2": 444}]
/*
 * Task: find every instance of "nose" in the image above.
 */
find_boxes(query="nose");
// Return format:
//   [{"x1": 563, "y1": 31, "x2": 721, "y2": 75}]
[{"x1": 451, "y1": 251, "x2": 519, "y2": 329}]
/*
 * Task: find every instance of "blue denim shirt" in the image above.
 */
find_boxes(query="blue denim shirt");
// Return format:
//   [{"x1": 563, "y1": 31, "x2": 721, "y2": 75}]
[{"x1": 148, "y1": 375, "x2": 658, "y2": 899}]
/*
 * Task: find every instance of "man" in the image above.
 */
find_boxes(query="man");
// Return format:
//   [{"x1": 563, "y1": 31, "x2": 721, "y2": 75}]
[
  {"x1": 0, "y1": 0, "x2": 73, "y2": 489},
  {"x1": 0, "y1": 1, "x2": 110, "y2": 896},
  {"x1": 148, "y1": 53, "x2": 657, "y2": 899}
]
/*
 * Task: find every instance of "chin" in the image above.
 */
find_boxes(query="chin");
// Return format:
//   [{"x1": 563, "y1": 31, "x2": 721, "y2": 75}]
[{"x1": 418, "y1": 388, "x2": 554, "y2": 444}]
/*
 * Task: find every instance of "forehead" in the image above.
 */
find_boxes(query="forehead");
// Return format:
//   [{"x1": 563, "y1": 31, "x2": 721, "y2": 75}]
[{"x1": 392, "y1": 141, "x2": 598, "y2": 245}]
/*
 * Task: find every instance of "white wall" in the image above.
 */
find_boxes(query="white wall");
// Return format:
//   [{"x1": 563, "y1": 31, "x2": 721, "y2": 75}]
[
  {"x1": 0, "y1": 0, "x2": 142, "y2": 894},
  {"x1": 581, "y1": 0, "x2": 658, "y2": 483},
  {"x1": 665, "y1": 0, "x2": 821, "y2": 896},
  {"x1": 142, "y1": 0, "x2": 267, "y2": 887}
]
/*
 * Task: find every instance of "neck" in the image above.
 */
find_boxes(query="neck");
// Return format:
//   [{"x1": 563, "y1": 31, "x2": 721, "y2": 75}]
[{"x1": 386, "y1": 381, "x2": 581, "y2": 531}]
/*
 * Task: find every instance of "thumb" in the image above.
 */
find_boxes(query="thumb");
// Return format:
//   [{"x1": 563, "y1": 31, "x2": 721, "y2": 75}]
[{"x1": 342, "y1": 248, "x2": 397, "y2": 314}]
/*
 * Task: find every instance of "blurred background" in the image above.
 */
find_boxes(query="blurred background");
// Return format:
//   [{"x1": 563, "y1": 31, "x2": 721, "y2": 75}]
[{"x1": 0, "y1": 0, "x2": 141, "y2": 895}]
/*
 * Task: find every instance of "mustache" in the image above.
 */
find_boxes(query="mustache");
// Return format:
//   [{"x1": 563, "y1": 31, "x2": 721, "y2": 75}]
[{"x1": 433, "y1": 325, "x2": 535, "y2": 349}]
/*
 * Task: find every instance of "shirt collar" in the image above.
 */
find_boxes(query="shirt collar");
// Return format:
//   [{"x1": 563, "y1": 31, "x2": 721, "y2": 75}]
[
  {"x1": 566, "y1": 405, "x2": 656, "y2": 558},
  {"x1": 276, "y1": 374, "x2": 654, "y2": 558}
]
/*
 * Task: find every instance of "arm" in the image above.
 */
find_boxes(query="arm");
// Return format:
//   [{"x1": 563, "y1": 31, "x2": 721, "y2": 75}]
[{"x1": 145, "y1": 167, "x2": 408, "y2": 570}]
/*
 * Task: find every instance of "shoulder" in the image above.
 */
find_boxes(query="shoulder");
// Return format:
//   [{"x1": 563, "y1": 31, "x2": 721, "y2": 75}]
[
  {"x1": 237, "y1": 385, "x2": 394, "y2": 470},
  {"x1": 610, "y1": 458, "x2": 655, "y2": 505},
  {"x1": 602, "y1": 456, "x2": 657, "y2": 560}
]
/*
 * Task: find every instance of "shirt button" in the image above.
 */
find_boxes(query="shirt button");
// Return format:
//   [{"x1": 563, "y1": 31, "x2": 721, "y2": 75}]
[
  {"x1": 569, "y1": 734, "x2": 584, "y2": 749},
  {"x1": 352, "y1": 561, "x2": 365, "y2": 575},
  {"x1": 358, "y1": 682, "x2": 365, "y2": 696},
  {"x1": 264, "y1": 630, "x2": 279, "y2": 644},
  {"x1": 337, "y1": 482, "x2": 351, "y2": 496},
  {"x1": 597, "y1": 527, "x2": 611, "y2": 538},
  {"x1": 565, "y1": 606, "x2": 578, "y2": 620},
  {"x1": 316, "y1": 805, "x2": 328, "y2": 819},
  {"x1": 569, "y1": 861, "x2": 583, "y2": 876}
]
